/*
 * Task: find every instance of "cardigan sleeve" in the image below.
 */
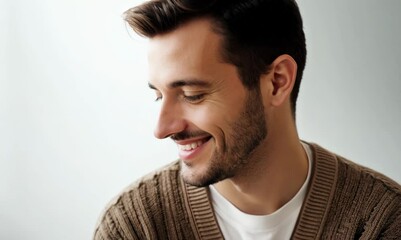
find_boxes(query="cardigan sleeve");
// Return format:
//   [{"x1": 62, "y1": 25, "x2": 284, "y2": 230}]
[
  {"x1": 93, "y1": 201, "x2": 142, "y2": 240},
  {"x1": 379, "y1": 202, "x2": 401, "y2": 239}
]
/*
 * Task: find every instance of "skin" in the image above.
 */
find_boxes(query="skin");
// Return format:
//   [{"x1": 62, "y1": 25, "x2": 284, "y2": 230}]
[{"x1": 147, "y1": 18, "x2": 308, "y2": 215}]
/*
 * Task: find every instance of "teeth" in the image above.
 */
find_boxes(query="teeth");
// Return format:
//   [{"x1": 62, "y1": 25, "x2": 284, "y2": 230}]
[{"x1": 178, "y1": 141, "x2": 203, "y2": 151}]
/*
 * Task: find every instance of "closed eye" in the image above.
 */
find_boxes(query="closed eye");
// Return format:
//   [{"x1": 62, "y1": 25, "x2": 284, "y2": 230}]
[{"x1": 183, "y1": 93, "x2": 206, "y2": 103}]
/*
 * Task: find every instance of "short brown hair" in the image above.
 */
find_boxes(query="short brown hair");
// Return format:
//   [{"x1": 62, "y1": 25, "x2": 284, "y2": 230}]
[{"x1": 124, "y1": 0, "x2": 307, "y2": 116}]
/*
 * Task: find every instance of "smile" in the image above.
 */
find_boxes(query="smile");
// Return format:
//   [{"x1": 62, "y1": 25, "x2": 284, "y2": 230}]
[
  {"x1": 176, "y1": 136, "x2": 212, "y2": 151},
  {"x1": 178, "y1": 141, "x2": 204, "y2": 151}
]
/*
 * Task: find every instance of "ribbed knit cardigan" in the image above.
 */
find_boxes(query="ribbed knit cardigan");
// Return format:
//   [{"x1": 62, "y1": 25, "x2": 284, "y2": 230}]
[{"x1": 94, "y1": 144, "x2": 401, "y2": 239}]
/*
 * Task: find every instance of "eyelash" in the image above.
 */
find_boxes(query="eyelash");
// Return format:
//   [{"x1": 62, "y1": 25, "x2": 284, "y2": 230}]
[
  {"x1": 183, "y1": 94, "x2": 205, "y2": 103},
  {"x1": 154, "y1": 93, "x2": 206, "y2": 103}
]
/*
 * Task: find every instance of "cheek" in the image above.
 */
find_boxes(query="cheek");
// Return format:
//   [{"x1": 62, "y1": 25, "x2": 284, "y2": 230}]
[
  {"x1": 188, "y1": 105, "x2": 222, "y2": 130},
  {"x1": 186, "y1": 104, "x2": 235, "y2": 139}
]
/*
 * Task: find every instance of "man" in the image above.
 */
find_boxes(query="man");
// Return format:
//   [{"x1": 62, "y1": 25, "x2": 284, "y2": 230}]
[{"x1": 94, "y1": 0, "x2": 401, "y2": 239}]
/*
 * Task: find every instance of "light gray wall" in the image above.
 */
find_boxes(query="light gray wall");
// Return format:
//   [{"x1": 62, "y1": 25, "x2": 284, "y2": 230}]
[
  {"x1": 297, "y1": 1, "x2": 401, "y2": 182},
  {"x1": 1, "y1": 0, "x2": 400, "y2": 239}
]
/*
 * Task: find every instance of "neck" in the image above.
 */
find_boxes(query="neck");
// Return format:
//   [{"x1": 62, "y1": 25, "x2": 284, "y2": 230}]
[{"x1": 213, "y1": 114, "x2": 308, "y2": 215}]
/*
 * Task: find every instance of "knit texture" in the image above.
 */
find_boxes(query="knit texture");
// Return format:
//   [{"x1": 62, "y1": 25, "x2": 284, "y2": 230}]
[{"x1": 94, "y1": 144, "x2": 401, "y2": 239}]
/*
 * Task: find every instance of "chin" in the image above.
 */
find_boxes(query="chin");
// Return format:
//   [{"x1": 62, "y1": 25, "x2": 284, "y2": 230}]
[
  {"x1": 180, "y1": 164, "x2": 208, "y2": 187},
  {"x1": 180, "y1": 161, "x2": 230, "y2": 187}
]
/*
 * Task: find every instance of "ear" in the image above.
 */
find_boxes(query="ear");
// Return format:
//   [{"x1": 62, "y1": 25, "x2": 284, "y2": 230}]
[{"x1": 269, "y1": 54, "x2": 297, "y2": 107}]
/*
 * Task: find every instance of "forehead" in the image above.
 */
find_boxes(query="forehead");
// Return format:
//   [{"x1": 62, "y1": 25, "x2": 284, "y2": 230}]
[{"x1": 147, "y1": 18, "x2": 227, "y2": 86}]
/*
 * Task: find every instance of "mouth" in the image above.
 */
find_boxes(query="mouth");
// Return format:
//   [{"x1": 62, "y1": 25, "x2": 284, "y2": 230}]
[{"x1": 176, "y1": 136, "x2": 212, "y2": 151}]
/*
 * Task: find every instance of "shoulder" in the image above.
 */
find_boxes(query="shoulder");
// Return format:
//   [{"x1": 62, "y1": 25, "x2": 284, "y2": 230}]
[
  {"x1": 105, "y1": 160, "x2": 182, "y2": 210},
  {"x1": 93, "y1": 161, "x2": 186, "y2": 239},
  {"x1": 110, "y1": 160, "x2": 182, "y2": 203},
  {"x1": 309, "y1": 143, "x2": 401, "y2": 238},
  {"x1": 340, "y1": 156, "x2": 401, "y2": 194},
  {"x1": 333, "y1": 149, "x2": 401, "y2": 197},
  {"x1": 309, "y1": 143, "x2": 401, "y2": 196}
]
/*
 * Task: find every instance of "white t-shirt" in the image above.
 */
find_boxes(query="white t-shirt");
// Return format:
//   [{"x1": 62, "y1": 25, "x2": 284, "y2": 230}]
[{"x1": 209, "y1": 142, "x2": 312, "y2": 240}]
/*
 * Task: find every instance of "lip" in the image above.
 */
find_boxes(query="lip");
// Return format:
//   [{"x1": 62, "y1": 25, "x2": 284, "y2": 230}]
[
  {"x1": 174, "y1": 135, "x2": 211, "y2": 145},
  {"x1": 176, "y1": 136, "x2": 212, "y2": 161}
]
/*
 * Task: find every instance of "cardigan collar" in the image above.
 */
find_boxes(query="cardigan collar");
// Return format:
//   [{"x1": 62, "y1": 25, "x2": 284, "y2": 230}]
[{"x1": 182, "y1": 143, "x2": 339, "y2": 239}]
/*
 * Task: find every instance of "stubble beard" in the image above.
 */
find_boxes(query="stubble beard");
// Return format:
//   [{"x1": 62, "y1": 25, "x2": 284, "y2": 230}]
[{"x1": 181, "y1": 89, "x2": 267, "y2": 187}]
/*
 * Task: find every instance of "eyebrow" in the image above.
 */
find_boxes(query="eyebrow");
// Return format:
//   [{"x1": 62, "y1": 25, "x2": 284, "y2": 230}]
[{"x1": 148, "y1": 79, "x2": 211, "y2": 90}]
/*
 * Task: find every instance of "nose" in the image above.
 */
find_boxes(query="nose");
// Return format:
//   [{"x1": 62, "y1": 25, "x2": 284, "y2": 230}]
[{"x1": 153, "y1": 99, "x2": 187, "y2": 139}]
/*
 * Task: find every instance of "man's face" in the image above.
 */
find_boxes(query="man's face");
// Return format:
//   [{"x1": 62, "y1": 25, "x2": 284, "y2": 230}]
[{"x1": 148, "y1": 18, "x2": 267, "y2": 187}]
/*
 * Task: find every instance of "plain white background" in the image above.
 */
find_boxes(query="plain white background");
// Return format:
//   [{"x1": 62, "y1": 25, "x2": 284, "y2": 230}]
[{"x1": 1, "y1": 0, "x2": 400, "y2": 239}]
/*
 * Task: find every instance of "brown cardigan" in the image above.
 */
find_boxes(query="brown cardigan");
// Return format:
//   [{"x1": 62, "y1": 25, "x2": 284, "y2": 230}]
[{"x1": 94, "y1": 144, "x2": 401, "y2": 239}]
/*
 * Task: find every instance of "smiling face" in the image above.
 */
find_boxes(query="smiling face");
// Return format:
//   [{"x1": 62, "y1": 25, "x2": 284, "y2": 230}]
[{"x1": 148, "y1": 18, "x2": 268, "y2": 187}]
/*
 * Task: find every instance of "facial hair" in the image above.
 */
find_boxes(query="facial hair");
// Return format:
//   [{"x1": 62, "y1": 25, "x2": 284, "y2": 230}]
[{"x1": 177, "y1": 89, "x2": 267, "y2": 187}]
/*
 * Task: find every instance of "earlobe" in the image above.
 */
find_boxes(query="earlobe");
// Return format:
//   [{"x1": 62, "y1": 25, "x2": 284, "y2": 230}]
[{"x1": 270, "y1": 54, "x2": 297, "y2": 107}]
